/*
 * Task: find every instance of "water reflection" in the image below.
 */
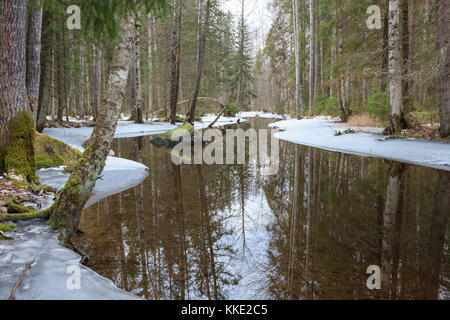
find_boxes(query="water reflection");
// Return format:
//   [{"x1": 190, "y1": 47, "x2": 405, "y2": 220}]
[{"x1": 75, "y1": 118, "x2": 449, "y2": 300}]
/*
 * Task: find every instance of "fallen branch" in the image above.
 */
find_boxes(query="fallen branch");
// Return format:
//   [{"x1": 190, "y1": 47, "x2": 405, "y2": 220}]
[
  {"x1": 9, "y1": 259, "x2": 35, "y2": 300},
  {"x1": 207, "y1": 105, "x2": 227, "y2": 129}
]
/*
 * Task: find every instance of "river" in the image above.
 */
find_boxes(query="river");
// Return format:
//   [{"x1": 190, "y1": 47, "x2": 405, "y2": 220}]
[{"x1": 74, "y1": 118, "x2": 449, "y2": 300}]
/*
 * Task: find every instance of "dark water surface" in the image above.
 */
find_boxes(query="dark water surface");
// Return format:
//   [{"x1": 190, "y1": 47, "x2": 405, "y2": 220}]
[{"x1": 75, "y1": 118, "x2": 449, "y2": 300}]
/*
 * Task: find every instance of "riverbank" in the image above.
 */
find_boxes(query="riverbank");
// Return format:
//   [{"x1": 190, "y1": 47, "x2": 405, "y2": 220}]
[{"x1": 269, "y1": 117, "x2": 450, "y2": 171}]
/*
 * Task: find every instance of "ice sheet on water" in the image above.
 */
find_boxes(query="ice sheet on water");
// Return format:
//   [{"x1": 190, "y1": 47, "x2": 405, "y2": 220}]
[{"x1": 0, "y1": 221, "x2": 140, "y2": 300}]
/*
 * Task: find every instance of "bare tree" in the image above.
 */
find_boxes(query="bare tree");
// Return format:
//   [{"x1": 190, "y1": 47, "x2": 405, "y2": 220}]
[
  {"x1": 169, "y1": 0, "x2": 182, "y2": 124},
  {"x1": 292, "y1": 0, "x2": 303, "y2": 117},
  {"x1": 308, "y1": 0, "x2": 315, "y2": 116},
  {"x1": 26, "y1": 0, "x2": 43, "y2": 120},
  {"x1": 437, "y1": 0, "x2": 450, "y2": 138},
  {"x1": 385, "y1": 0, "x2": 406, "y2": 134},
  {"x1": 187, "y1": 0, "x2": 212, "y2": 124}
]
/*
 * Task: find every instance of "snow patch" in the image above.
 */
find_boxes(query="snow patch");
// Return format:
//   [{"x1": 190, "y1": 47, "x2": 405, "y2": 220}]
[{"x1": 270, "y1": 118, "x2": 450, "y2": 171}]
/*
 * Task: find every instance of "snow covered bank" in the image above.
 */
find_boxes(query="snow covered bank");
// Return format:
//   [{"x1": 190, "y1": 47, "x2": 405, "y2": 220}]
[
  {"x1": 237, "y1": 111, "x2": 291, "y2": 120},
  {"x1": 43, "y1": 121, "x2": 179, "y2": 151},
  {"x1": 270, "y1": 118, "x2": 450, "y2": 171},
  {"x1": 37, "y1": 156, "x2": 149, "y2": 209},
  {"x1": 0, "y1": 122, "x2": 161, "y2": 300},
  {"x1": 195, "y1": 114, "x2": 247, "y2": 129}
]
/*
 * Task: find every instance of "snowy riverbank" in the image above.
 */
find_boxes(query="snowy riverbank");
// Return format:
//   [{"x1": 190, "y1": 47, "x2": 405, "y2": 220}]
[{"x1": 269, "y1": 118, "x2": 450, "y2": 171}]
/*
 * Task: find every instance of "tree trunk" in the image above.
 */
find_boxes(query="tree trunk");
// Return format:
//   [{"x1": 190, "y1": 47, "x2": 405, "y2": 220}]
[
  {"x1": 401, "y1": 0, "x2": 409, "y2": 107},
  {"x1": 56, "y1": 24, "x2": 64, "y2": 123},
  {"x1": 130, "y1": 38, "x2": 137, "y2": 120},
  {"x1": 48, "y1": 18, "x2": 136, "y2": 236},
  {"x1": 36, "y1": 9, "x2": 53, "y2": 133},
  {"x1": 169, "y1": 0, "x2": 182, "y2": 124},
  {"x1": 437, "y1": 0, "x2": 450, "y2": 138},
  {"x1": 79, "y1": 38, "x2": 86, "y2": 118},
  {"x1": 147, "y1": 14, "x2": 155, "y2": 116},
  {"x1": 135, "y1": 22, "x2": 143, "y2": 123},
  {"x1": 385, "y1": 0, "x2": 406, "y2": 134},
  {"x1": 236, "y1": 0, "x2": 245, "y2": 107},
  {"x1": 26, "y1": 0, "x2": 43, "y2": 120},
  {"x1": 187, "y1": 0, "x2": 211, "y2": 124},
  {"x1": 309, "y1": 0, "x2": 315, "y2": 116},
  {"x1": 0, "y1": 0, "x2": 35, "y2": 181},
  {"x1": 314, "y1": 1, "x2": 319, "y2": 101},
  {"x1": 381, "y1": 0, "x2": 389, "y2": 92},
  {"x1": 91, "y1": 43, "x2": 102, "y2": 121},
  {"x1": 292, "y1": 0, "x2": 303, "y2": 117}
]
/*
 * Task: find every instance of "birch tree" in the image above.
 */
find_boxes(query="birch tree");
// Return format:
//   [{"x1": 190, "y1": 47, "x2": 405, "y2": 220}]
[{"x1": 385, "y1": 0, "x2": 406, "y2": 134}]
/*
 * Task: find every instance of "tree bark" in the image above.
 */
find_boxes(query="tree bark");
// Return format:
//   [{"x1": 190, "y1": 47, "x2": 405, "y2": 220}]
[
  {"x1": 91, "y1": 43, "x2": 102, "y2": 121},
  {"x1": 169, "y1": 0, "x2": 182, "y2": 124},
  {"x1": 187, "y1": 0, "x2": 212, "y2": 124},
  {"x1": 48, "y1": 18, "x2": 136, "y2": 236},
  {"x1": 437, "y1": 0, "x2": 450, "y2": 138},
  {"x1": 147, "y1": 14, "x2": 155, "y2": 116},
  {"x1": 135, "y1": 22, "x2": 143, "y2": 123},
  {"x1": 385, "y1": 0, "x2": 406, "y2": 134},
  {"x1": 381, "y1": 0, "x2": 389, "y2": 92},
  {"x1": 26, "y1": 0, "x2": 43, "y2": 120},
  {"x1": 236, "y1": 0, "x2": 245, "y2": 107},
  {"x1": 0, "y1": 0, "x2": 35, "y2": 180},
  {"x1": 292, "y1": 0, "x2": 303, "y2": 117},
  {"x1": 36, "y1": 9, "x2": 53, "y2": 133},
  {"x1": 308, "y1": 0, "x2": 315, "y2": 116},
  {"x1": 401, "y1": 0, "x2": 409, "y2": 107}
]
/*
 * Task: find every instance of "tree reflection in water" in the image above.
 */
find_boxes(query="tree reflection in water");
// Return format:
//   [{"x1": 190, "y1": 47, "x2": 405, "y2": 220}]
[{"x1": 74, "y1": 119, "x2": 449, "y2": 300}]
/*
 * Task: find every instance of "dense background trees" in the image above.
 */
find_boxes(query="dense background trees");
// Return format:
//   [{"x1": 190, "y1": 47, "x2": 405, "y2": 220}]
[
  {"x1": 259, "y1": 0, "x2": 448, "y2": 135},
  {"x1": 0, "y1": 0, "x2": 448, "y2": 234}
]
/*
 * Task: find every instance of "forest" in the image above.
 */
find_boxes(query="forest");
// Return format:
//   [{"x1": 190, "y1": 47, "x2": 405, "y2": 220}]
[{"x1": 0, "y1": 0, "x2": 449, "y2": 301}]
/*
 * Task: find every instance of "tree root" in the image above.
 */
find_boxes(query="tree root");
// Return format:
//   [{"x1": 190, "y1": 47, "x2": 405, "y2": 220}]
[{"x1": 0, "y1": 206, "x2": 52, "y2": 222}]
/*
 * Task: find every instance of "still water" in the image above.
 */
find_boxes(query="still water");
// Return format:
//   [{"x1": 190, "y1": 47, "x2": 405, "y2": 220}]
[{"x1": 74, "y1": 118, "x2": 449, "y2": 300}]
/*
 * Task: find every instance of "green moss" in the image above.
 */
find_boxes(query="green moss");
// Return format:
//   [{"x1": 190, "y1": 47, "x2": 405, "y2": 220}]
[
  {"x1": 35, "y1": 133, "x2": 81, "y2": 169},
  {"x1": 2, "y1": 111, "x2": 37, "y2": 182},
  {"x1": 6, "y1": 198, "x2": 35, "y2": 213},
  {"x1": 0, "y1": 232, "x2": 14, "y2": 240},
  {"x1": 0, "y1": 223, "x2": 16, "y2": 232},
  {"x1": 151, "y1": 123, "x2": 195, "y2": 148},
  {"x1": 0, "y1": 206, "x2": 52, "y2": 221},
  {"x1": 162, "y1": 123, "x2": 194, "y2": 139}
]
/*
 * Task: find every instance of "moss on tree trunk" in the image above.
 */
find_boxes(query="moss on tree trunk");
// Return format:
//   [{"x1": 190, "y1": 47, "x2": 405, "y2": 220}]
[{"x1": 0, "y1": 111, "x2": 37, "y2": 182}]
